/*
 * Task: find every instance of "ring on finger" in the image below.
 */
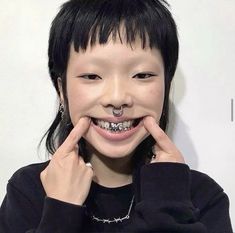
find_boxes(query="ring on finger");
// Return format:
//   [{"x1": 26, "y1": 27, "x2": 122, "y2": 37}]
[
  {"x1": 151, "y1": 146, "x2": 157, "y2": 160},
  {"x1": 85, "y1": 162, "x2": 93, "y2": 170},
  {"x1": 151, "y1": 153, "x2": 157, "y2": 160}
]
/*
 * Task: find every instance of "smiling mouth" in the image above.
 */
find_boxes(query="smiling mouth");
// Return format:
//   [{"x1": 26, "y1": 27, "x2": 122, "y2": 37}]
[{"x1": 91, "y1": 117, "x2": 143, "y2": 133}]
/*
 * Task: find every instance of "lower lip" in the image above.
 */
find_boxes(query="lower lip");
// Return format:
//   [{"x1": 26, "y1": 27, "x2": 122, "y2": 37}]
[{"x1": 91, "y1": 120, "x2": 143, "y2": 142}]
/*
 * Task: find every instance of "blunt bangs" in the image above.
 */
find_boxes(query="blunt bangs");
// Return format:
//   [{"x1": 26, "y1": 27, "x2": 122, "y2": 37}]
[
  {"x1": 44, "y1": 0, "x2": 179, "y2": 156},
  {"x1": 49, "y1": 0, "x2": 179, "y2": 92}
]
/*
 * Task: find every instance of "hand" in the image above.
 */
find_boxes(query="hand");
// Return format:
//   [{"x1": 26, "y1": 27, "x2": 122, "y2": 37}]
[
  {"x1": 40, "y1": 117, "x2": 93, "y2": 206},
  {"x1": 143, "y1": 116, "x2": 185, "y2": 164}
]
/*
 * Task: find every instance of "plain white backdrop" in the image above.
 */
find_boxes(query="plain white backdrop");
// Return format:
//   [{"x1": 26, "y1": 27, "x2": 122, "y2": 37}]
[{"x1": 0, "y1": 0, "x2": 234, "y2": 229}]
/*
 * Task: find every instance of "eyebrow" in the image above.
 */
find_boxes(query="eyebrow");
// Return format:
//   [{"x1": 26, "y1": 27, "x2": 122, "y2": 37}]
[{"x1": 84, "y1": 55, "x2": 161, "y2": 68}]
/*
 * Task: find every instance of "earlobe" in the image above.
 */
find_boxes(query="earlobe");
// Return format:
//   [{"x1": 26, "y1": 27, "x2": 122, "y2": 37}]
[{"x1": 57, "y1": 78, "x2": 64, "y2": 103}]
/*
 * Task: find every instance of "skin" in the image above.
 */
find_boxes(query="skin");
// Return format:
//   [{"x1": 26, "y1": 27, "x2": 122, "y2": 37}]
[{"x1": 40, "y1": 38, "x2": 185, "y2": 206}]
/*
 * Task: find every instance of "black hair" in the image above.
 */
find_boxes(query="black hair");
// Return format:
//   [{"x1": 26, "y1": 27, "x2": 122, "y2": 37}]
[{"x1": 39, "y1": 0, "x2": 179, "y2": 165}]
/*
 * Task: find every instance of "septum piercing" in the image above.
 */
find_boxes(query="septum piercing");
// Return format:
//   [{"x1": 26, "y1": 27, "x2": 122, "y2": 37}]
[{"x1": 112, "y1": 106, "x2": 123, "y2": 117}]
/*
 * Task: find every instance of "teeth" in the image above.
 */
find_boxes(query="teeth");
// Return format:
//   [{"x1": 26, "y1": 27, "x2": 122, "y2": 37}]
[
  {"x1": 96, "y1": 120, "x2": 134, "y2": 131},
  {"x1": 104, "y1": 121, "x2": 109, "y2": 129}
]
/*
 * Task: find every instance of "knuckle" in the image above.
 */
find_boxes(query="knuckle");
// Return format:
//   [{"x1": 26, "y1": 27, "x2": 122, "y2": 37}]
[
  {"x1": 56, "y1": 147, "x2": 63, "y2": 154},
  {"x1": 86, "y1": 168, "x2": 94, "y2": 176},
  {"x1": 78, "y1": 156, "x2": 85, "y2": 165},
  {"x1": 69, "y1": 151, "x2": 77, "y2": 158},
  {"x1": 64, "y1": 153, "x2": 78, "y2": 165},
  {"x1": 53, "y1": 148, "x2": 65, "y2": 159}
]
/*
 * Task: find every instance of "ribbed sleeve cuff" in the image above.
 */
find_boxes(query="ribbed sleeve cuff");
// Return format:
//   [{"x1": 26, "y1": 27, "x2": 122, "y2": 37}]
[
  {"x1": 37, "y1": 197, "x2": 86, "y2": 233},
  {"x1": 140, "y1": 162, "x2": 191, "y2": 203}
]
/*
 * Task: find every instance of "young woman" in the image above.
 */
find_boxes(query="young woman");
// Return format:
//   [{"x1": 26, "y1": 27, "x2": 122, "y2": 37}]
[{"x1": 0, "y1": 0, "x2": 233, "y2": 232}]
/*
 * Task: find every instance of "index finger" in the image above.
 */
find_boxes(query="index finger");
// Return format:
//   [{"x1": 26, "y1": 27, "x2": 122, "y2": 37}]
[
  {"x1": 143, "y1": 116, "x2": 176, "y2": 154},
  {"x1": 59, "y1": 117, "x2": 91, "y2": 154}
]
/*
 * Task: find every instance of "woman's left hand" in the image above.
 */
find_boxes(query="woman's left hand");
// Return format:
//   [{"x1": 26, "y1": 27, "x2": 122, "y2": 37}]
[{"x1": 143, "y1": 116, "x2": 185, "y2": 164}]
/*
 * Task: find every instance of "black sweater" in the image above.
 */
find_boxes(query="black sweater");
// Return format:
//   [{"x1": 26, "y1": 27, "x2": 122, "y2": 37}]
[{"x1": 0, "y1": 161, "x2": 233, "y2": 233}]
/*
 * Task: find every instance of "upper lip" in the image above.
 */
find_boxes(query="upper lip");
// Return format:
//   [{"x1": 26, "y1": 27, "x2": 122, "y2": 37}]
[{"x1": 91, "y1": 116, "x2": 142, "y2": 123}]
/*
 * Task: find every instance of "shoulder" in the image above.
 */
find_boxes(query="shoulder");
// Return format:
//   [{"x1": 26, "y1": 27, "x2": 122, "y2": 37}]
[
  {"x1": 191, "y1": 169, "x2": 223, "y2": 192},
  {"x1": 190, "y1": 169, "x2": 227, "y2": 210},
  {"x1": 8, "y1": 161, "x2": 50, "y2": 195},
  {"x1": 10, "y1": 161, "x2": 49, "y2": 183},
  {"x1": 2, "y1": 161, "x2": 50, "y2": 218}
]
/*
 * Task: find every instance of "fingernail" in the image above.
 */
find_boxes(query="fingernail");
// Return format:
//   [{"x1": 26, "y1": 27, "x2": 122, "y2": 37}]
[
  {"x1": 82, "y1": 116, "x2": 91, "y2": 122},
  {"x1": 143, "y1": 116, "x2": 151, "y2": 124}
]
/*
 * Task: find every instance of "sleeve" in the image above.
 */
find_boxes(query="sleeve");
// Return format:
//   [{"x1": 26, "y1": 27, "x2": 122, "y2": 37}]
[
  {"x1": 35, "y1": 197, "x2": 86, "y2": 233},
  {"x1": 191, "y1": 170, "x2": 233, "y2": 233},
  {"x1": 127, "y1": 163, "x2": 233, "y2": 233},
  {"x1": 0, "y1": 174, "x2": 86, "y2": 233}
]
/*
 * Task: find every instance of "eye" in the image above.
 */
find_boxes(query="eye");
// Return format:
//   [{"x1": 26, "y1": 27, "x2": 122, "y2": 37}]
[
  {"x1": 133, "y1": 73, "x2": 155, "y2": 79},
  {"x1": 78, "y1": 74, "x2": 101, "y2": 80}
]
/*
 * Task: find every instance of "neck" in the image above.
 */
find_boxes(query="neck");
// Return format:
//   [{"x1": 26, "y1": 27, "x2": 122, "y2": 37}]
[{"x1": 88, "y1": 147, "x2": 133, "y2": 188}]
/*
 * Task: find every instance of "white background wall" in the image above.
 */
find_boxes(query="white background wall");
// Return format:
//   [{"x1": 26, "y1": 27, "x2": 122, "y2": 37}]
[{"x1": 0, "y1": 0, "x2": 234, "y2": 229}]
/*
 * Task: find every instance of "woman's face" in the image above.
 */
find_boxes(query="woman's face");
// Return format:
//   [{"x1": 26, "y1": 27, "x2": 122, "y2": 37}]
[{"x1": 60, "y1": 38, "x2": 165, "y2": 159}]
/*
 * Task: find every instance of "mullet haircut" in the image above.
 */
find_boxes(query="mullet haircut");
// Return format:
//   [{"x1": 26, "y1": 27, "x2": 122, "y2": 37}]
[{"x1": 41, "y1": 0, "x2": 179, "y2": 164}]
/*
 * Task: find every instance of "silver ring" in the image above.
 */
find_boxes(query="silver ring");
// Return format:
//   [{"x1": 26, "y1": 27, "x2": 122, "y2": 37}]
[
  {"x1": 151, "y1": 146, "x2": 157, "y2": 160},
  {"x1": 85, "y1": 162, "x2": 93, "y2": 169},
  {"x1": 112, "y1": 106, "x2": 123, "y2": 117}
]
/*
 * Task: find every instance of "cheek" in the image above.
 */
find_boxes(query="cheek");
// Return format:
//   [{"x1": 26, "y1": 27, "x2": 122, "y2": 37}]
[
  {"x1": 139, "y1": 84, "x2": 165, "y2": 116},
  {"x1": 66, "y1": 85, "x2": 95, "y2": 123},
  {"x1": 150, "y1": 86, "x2": 164, "y2": 104}
]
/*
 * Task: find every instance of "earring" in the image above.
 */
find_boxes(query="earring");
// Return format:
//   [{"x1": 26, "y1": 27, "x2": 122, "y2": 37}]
[{"x1": 59, "y1": 103, "x2": 65, "y2": 120}]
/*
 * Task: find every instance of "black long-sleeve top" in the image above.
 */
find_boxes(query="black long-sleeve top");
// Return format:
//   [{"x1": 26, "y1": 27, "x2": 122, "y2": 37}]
[{"x1": 0, "y1": 161, "x2": 233, "y2": 232}]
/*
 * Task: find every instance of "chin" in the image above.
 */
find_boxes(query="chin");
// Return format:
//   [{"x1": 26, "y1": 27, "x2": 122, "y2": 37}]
[{"x1": 89, "y1": 140, "x2": 140, "y2": 159}]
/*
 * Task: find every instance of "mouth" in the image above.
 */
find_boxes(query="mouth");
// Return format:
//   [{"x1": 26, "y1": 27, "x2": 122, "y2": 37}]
[{"x1": 91, "y1": 117, "x2": 143, "y2": 133}]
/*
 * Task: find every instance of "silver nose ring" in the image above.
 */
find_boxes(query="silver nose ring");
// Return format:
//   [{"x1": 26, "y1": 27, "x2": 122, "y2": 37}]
[{"x1": 112, "y1": 106, "x2": 123, "y2": 117}]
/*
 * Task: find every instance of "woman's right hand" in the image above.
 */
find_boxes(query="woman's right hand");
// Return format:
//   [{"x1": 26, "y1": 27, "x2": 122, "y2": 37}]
[{"x1": 40, "y1": 117, "x2": 93, "y2": 206}]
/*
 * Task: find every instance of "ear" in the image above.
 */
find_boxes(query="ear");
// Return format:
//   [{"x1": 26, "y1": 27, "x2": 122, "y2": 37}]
[{"x1": 57, "y1": 78, "x2": 64, "y2": 104}]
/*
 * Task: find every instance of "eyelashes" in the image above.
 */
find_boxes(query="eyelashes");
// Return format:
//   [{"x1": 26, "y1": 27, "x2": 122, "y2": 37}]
[
  {"x1": 78, "y1": 74, "x2": 101, "y2": 80},
  {"x1": 133, "y1": 73, "x2": 155, "y2": 79},
  {"x1": 78, "y1": 73, "x2": 156, "y2": 80}
]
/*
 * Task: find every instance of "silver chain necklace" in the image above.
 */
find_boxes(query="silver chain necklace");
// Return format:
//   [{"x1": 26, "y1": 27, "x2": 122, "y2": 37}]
[{"x1": 90, "y1": 195, "x2": 135, "y2": 224}]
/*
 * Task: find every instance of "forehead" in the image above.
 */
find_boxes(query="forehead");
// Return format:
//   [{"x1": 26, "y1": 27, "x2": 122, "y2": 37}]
[{"x1": 69, "y1": 37, "x2": 163, "y2": 68}]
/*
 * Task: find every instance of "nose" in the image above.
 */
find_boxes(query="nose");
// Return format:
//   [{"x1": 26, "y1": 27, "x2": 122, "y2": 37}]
[{"x1": 100, "y1": 77, "x2": 133, "y2": 110}]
